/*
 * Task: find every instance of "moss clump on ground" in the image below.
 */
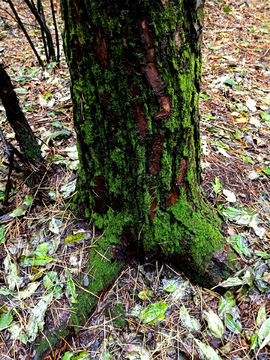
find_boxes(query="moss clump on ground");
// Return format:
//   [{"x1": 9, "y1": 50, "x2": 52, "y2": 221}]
[
  {"x1": 113, "y1": 303, "x2": 126, "y2": 327},
  {"x1": 64, "y1": 233, "x2": 87, "y2": 243}
]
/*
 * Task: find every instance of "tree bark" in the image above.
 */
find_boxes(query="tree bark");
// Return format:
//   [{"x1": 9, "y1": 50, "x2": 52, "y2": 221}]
[
  {"x1": 60, "y1": 0, "x2": 235, "y2": 328},
  {"x1": 0, "y1": 64, "x2": 42, "y2": 164}
]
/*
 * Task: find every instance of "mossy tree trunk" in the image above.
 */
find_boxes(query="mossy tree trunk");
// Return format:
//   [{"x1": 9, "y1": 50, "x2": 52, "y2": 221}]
[{"x1": 61, "y1": 0, "x2": 235, "y2": 326}]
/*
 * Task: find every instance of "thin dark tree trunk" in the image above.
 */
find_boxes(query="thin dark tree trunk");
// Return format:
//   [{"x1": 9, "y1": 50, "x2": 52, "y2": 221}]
[
  {"x1": 0, "y1": 64, "x2": 42, "y2": 163},
  {"x1": 24, "y1": 0, "x2": 56, "y2": 62},
  {"x1": 7, "y1": 0, "x2": 44, "y2": 67},
  {"x1": 37, "y1": 0, "x2": 49, "y2": 63},
  {"x1": 50, "y1": 0, "x2": 60, "y2": 63}
]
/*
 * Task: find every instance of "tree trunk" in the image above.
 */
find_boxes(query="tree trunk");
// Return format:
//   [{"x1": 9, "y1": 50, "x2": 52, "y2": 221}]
[
  {"x1": 0, "y1": 64, "x2": 42, "y2": 164},
  {"x1": 61, "y1": 0, "x2": 235, "y2": 328}
]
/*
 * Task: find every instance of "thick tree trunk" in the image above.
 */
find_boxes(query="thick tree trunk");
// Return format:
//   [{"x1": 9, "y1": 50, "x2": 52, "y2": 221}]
[
  {"x1": 0, "y1": 64, "x2": 42, "y2": 163},
  {"x1": 61, "y1": 0, "x2": 235, "y2": 328}
]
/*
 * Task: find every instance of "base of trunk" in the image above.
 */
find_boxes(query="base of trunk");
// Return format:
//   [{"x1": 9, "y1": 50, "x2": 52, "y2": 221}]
[{"x1": 69, "y1": 191, "x2": 235, "y2": 328}]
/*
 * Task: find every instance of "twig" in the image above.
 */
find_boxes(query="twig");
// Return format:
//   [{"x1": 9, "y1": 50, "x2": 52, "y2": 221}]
[
  {"x1": 0, "y1": 6, "x2": 39, "y2": 27},
  {"x1": 259, "y1": 48, "x2": 270, "y2": 61},
  {"x1": 27, "y1": 167, "x2": 48, "y2": 215},
  {"x1": 239, "y1": 1, "x2": 250, "y2": 7},
  {"x1": 0, "y1": 6, "x2": 14, "y2": 18}
]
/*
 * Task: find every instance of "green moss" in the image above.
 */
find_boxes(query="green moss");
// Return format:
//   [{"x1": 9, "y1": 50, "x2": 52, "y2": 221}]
[
  {"x1": 34, "y1": 326, "x2": 69, "y2": 359},
  {"x1": 113, "y1": 303, "x2": 126, "y2": 327},
  {"x1": 12, "y1": 122, "x2": 41, "y2": 162},
  {"x1": 24, "y1": 138, "x2": 41, "y2": 161},
  {"x1": 226, "y1": 250, "x2": 238, "y2": 269},
  {"x1": 71, "y1": 242, "x2": 124, "y2": 327},
  {"x1": 70, "y1": 210, "x2": 135, "y2": 327},
  {"x1": 141, "y1": 189, "x2": 224, "y2": 269},
  {"x1": 64, "y1": 233, "x2": 86, "y2": 243}
]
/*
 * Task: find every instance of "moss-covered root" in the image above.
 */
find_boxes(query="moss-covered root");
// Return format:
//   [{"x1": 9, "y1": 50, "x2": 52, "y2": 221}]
[
  {"x1": 141, "y1": 193, "x2": 230, "y2": 287},
  {"x1": 71, "y1": 241, "x2": 124, "y2": 327},
  {"x1": 32, "y1": 242, "x2": 124, "y2": 359},
  {"x1": 34, "y1": 326, "x2": 69, "y2": 359}
]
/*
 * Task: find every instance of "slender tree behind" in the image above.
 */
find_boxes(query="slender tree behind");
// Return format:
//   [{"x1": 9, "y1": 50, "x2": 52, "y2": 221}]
[
  {"x1": 0, "y1": 64, "x2": 42, "y2": 163},
  {"x1": 61, "y1": 0, "x2": 235, "y2": 326}
]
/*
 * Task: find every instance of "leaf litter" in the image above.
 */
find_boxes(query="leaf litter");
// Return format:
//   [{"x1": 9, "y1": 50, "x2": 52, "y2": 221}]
[{"x1": 0, "y1": 0, "x2": 270, "y2": 359}]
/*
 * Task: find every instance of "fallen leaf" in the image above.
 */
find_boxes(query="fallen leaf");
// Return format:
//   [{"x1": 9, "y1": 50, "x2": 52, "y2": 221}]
[
  {"x1": 223, "y1": 189, "x2": 236, "y2": 203},
  {"x1": 227, "y1": 228, "x2": 235, "y2": 236},
  {"x1": 37, "y1": 94, "x2": 47, "y2": 107},
  {"x1": 249, "y1": 117, "x2": 261, "y2": 127},
  {"x1": 246, "y1": 98, "x2": 257, "y2": 112}
]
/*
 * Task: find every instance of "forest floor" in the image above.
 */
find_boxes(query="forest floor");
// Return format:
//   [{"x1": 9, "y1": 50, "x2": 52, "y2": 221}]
[{"x1": 0, "y1": 0, "x2": 270, "y2": 359}]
